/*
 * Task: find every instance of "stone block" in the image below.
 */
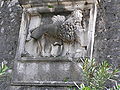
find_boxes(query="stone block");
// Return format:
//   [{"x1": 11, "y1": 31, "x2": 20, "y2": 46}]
[{"x1": 12, "y1": 57, "x2": 83, "y2": 86}]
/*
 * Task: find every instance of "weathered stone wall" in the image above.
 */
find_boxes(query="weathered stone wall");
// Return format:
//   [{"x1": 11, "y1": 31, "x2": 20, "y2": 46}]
[
  {"x1": 0, "y1": 0, "x2": 119, "y2": 67},
  {"x1": 93, "y1": 0, "x2": 120, "y2": 68},
  {"x1": 0, "y1": 0, "x2": 22, "y2": 64},
  {"x1": 0, "y1": 0, "x2": 22, "y2": 89},
  {"x1": 93, "y1": 0, "x2": 120, "y2": 86},
  {"x1": 0, "y1": 0, "x2": 120, "y2": 90}
]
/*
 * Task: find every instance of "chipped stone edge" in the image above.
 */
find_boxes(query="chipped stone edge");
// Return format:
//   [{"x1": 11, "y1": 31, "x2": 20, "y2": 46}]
[{"x1": 11, "y1": 81, "x2": 82, "y2": 87}]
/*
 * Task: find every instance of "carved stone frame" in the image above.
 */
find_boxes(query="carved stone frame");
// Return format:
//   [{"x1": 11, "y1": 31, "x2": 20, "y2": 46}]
[
  {"x1": 16, "y1": 1, "x2": 97, "y2": 60},
  {"x1": 12, "y1": 0, "x2": 98, "y2": 87}
]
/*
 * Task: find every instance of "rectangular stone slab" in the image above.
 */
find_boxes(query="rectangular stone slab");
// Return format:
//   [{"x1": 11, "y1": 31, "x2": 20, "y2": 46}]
[
  {"x1": 13, "y1": 0, "x2": 98, "y2": 87},
  {"x1": 25, "y1": 2, "x2": 92, "y2": 14},
  {"x1": 19, "y1": 0, "x2": 97, "y2": 6},
  {"x1": 20, "y1": 0, "x2": 97, "y2": 14},
  {"x1": 12, "y1": 58, "x2": 83, "y2": 86}
]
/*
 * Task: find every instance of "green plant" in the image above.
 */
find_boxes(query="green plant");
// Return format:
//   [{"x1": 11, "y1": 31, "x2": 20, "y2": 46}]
[
  {"x1": 0, "y1": 61, "x2": 9, "y2": 76},
  {"x1": 113, "y1": 84, "x2": 120, "y2": 90},
  {"x1": 68, "y1": 84, "x2": 91, "y2": 90},
  {"x1": 79, "y1": 83, "x2": 91, "y2": 90},
  {"x1": 70, "y1": 83, "x2": 91, "y2": 90},
  {"x1": 80, "y1": 58, "x2": 119, "y2": 90},
  {"x1": 108, "y1": 82, "x2": 120, "y2": 90},
  {"x1": 48, "y1": 5, "x2": 54, "y2": 8}
]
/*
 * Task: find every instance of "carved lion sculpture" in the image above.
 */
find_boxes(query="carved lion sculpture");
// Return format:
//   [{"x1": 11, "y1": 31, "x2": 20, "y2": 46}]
[{"x1": 29, "y1": 9, "x2": 87, "y2": 58}]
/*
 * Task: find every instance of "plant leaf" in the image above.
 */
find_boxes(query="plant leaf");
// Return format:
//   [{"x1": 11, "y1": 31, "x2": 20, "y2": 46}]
[
  {"x1": 48, "y1": 5, "x2": 54, "y2": 8},
  {"x1": 2, "y1": 64, "x2": 8, "y2": 72},
  {"x1": 82, "y1": 87, "x2": 91, "y2": 90}
]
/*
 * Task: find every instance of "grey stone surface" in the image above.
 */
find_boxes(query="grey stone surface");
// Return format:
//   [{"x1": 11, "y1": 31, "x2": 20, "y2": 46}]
[
  {"x1": 93, "y1": 0, "x2": 120, "y2": 67},
  {"x1": 93, "y1": 0, "x2": 120, "y2": 86},
  {"x1": 22, "y1": 9, "x2": 91, "y2": 58},
  {"x1": 18, "y1": 0, "x2": 84, "y2": 5},
  {"x1": 13, "y1": 60, "x2": 82, "y2": 82},
  {"x1": 0, "y1": 0, "x2": 22, "y2": 64},
  {"x1": 0, "y1": 0, "x2": 120, "y2": 90},
  {"x1": 0, "y1": 0, "x2": 22, "y2": 90},
  {"x1": 10, "y1": 86, "x2": 79, "y2": 90},
  {"x1": 12, "y1": 1, "x2": 97, "y2": 89}
]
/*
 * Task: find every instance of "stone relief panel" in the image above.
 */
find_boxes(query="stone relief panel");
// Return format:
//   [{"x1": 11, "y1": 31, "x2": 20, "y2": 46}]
[
  {"x1": 17, "y1": 0, "x2": 97, "y2": 59},
  {"x1": 23, "y1": 10, "x2": 90, "y2": 58},
  {"x1": 12, "y1": 0, "x2": 98, "y2": 86}
]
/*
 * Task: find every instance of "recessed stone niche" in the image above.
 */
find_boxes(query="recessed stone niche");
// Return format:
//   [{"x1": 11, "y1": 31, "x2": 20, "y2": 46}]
[{"x1": 12, "y1": 0, "x2": 98, "y2": 87}]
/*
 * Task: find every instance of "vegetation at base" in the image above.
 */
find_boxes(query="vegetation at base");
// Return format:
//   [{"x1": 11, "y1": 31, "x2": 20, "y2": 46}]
[
  {"x1": 48, "y1": 5, "x2": 54, "y2": 8},
  {"x1": 0, "y1": 61, "x2": 9, "y2": 76},
  {"x1": 73, "y1": 58, "x2": 120, "y2": 90},
  {"x1": 0, "y1": 59, "x2": 119, "y2": 90}
]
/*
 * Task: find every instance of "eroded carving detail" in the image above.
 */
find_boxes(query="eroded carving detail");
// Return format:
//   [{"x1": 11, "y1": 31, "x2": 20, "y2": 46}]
[{"x1": 23, "y1": 9, "x2": 90, "y2": 58}]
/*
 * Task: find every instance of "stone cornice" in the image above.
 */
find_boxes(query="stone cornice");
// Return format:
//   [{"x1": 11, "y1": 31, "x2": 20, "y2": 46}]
[
  {"x1": 19, "y1": 0, "x2": 98, "y2": 14},
  {"x1": 19, "y1": 0, "x2": 98, "y2": 9}
]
